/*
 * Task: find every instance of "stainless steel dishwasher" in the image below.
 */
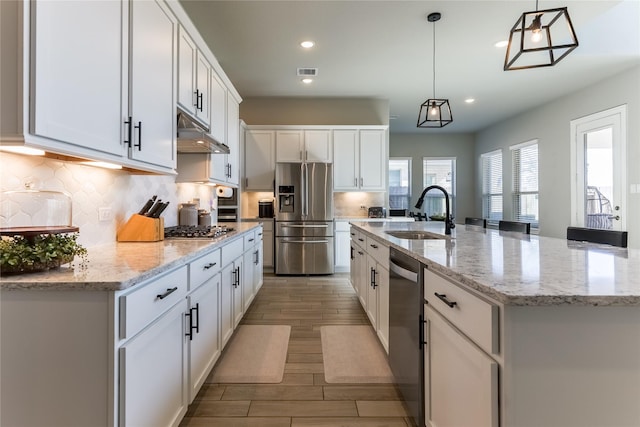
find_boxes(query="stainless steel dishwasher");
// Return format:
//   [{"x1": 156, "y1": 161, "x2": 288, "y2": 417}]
[{"x1": 389, "y1": 247, "x2": 424, "y2": 427}]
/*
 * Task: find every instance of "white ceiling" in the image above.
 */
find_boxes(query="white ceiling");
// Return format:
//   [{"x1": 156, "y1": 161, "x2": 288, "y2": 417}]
[{"x1": 179, "y1": 0, "x2": 640, "y2": 134}]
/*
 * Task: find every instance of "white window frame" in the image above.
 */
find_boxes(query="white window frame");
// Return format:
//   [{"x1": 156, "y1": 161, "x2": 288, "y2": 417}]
[
  {"x1": 511, "y1": 139, "x2": 539, "y2": 228},
  {"x1": 481, "y1": 149, "x2": 503, "y2": 226}
]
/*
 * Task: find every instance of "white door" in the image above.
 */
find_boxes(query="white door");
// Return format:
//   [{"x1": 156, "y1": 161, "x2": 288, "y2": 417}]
[
  {"x1": 129, "y1": 0, "x2": 176, "y2": 169},
  {"x1": 220, "y1": 263, "x2": 235, "y2": 347},
  {"x1": 304, "y1": 130, "x2": 332, "y2": 162},
  {"x1": 245, "y1": 130, "x2": 276, "y2": 190},
  {"x1": 226, "y1": 97, "x2": 241, "y2": 185},
  {"x1": 276, "y1": 131, "x2": 304, "y2": 162},
  {"x1": 333, "y1": 130, "x2": 359, "y2": 190},
  {"x1": 571, "y1": 106, "x2": 627, "y2": 231},
  {"x1": 188, "y1": 276, "x2": 220, "y2": 402},
  {"x1": 32, "y1": 0, "x2": 124, "y2": 157},
  {"x1": 359, "y1": 130, "x2": 386, "y2": 191},
  {"x1": 177, "y1": 27, "x2": 197, "y2": 117}
]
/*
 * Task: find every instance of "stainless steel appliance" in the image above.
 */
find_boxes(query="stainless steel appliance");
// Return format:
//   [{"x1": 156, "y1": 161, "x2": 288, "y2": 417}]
[
  {"x1": 368, "y1": 206, "x2": 386, "y2": 218},
  {"x1": 275, "y1": 162, "x2": 334, "y2": 275},
  {"x1": 389, "y1": 247, "x2": 424, "y2": 427}
]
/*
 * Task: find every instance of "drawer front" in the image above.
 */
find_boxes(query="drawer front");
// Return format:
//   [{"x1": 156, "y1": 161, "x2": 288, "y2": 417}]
[
  {"x1": 221, "y1": 237, "x2": 244, "y2": 266},
  {"x1": 120, "y1": 266, "x2": 188, "y2": 340},
  {"x1": 244, "y1": 230, "x2": 257, "y2": 248},
  {"x1": 352, "y1": 228, "x2": 366, "y2": 247},
  {"x1": 190, "y1": 248, "x2": 221, "y2": 290},
  {"x1": 366, "y1": 236, "x2": 389, "y2": 267},
  {"x1": 424, "y1": 267, "x2": 499, "y2": 355}
]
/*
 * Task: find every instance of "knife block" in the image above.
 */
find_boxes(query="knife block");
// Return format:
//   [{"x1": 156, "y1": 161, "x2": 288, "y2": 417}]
[{"x1": 117, "y1": 214, "x2": 164, "y2": 242}]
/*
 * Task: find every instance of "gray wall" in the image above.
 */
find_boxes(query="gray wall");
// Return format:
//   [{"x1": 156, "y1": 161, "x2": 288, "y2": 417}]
[
  {"x1": 389, "y1": 133, "x2": 476, "y2": 222},
  {"x1": 240, "y1": 97, "x2": 389, "y2": 126},
  {"x1": 474, "y1": 65, "x2": 640, "y2": 247}
]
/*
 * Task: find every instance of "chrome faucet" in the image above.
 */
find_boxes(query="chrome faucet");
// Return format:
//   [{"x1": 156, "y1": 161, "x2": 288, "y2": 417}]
[{"x1": 415, "y1": 185, "x2": 455, "y2": 235}]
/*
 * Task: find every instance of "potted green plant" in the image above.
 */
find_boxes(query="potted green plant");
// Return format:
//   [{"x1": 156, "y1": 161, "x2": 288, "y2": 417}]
[{"x1": 0, "y1": 232, "x2": 87, "y2": 275}]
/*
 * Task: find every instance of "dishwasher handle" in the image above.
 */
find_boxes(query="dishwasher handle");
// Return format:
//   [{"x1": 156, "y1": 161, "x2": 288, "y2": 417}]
[{"x1": 390, "y1": 259, "x2": 418, "y2": 282}]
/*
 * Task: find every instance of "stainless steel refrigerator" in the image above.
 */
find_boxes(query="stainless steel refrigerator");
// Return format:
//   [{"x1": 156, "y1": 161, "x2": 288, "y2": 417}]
[{"x1": 275, "y1": 162, "x2": 334, "y2": 275}]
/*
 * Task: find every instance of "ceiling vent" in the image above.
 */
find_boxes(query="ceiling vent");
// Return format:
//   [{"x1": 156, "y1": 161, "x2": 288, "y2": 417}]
[{"x1": 297, "y1": 68, "x2": 318, "y2": 76}]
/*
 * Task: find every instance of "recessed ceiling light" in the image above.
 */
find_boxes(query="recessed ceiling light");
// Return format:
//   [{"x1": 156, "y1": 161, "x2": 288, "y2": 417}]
[
  {"x1": 300, "y1": 40, "x2": 315, "y2": 49},
  {"x1": 465, "y1": 98, "x2": 475, "y2": 104},
  {"x1": 494, "y1": 40, "x2": 509, "y2": 48},
  {"x1": 302, "y1": 78, "x2": 313, "y2": 84}
]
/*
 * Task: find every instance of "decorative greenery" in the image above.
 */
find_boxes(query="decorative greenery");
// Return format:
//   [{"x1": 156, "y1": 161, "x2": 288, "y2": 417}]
[{"x1": 0, "y1": 233, "x2": 88, "y2": 275}]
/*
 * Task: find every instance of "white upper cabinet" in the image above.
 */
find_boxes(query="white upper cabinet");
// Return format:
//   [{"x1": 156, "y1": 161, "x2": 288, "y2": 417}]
[
  {"x1": 177, "y1": 26, "x2": 210, "y2": 127},
  {"x1": 276, "y1": 130, "x2": 332, "y2": 163},
  {"x1": 244, "y1": 130, "x2": 276, "y2": 191},
  {"x1": 30, "y1": 0, "x2": 125, "y2": 158},
  {"x1": 333, "y1": 129, "x2": 386, "y2": 191},
  {"x1": 128, "y1": 0, "x2": 177, "y2": 170},
  {"x1": 209, "y1": 72, "x2": 227, "y2": 144},
  {"x1": 304, "y1": 130, "x2": 332, "y2": 162},
  {"x1": 226, "y1": 96, "x2": 240, "y2": 186},
  {"x1": 12, "y1": 0, "x2": 177, "y2": 173}
]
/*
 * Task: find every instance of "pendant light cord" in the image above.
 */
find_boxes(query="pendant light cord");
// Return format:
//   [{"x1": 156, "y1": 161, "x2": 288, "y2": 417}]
[{"x1": 432, "y1": 19, "x2": 436, "y2": 99}]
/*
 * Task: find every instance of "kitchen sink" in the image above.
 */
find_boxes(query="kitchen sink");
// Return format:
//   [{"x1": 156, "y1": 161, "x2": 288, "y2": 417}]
[{"x1": 384, "y1": 230, "x2": 446, "y2": 240}]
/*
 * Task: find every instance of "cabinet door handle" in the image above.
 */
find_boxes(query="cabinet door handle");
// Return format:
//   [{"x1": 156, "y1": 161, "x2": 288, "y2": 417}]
[
  {"x1": 185, "y1": 310, "x2": 193, "y2": 340},
  {"x1": 434, "y1": 292, "x2": 457, "y2": 308},
  {"x1": 254, "y1": 250, "x2": 259, "y2": 265},
  {"x1": 350, "y1": 246, "x2": 354, "y2": 260},
  {"x1": 235, "y1": 266, "x2": 240, "y2": 287},
  {"x1": 231, "y1": 269, "x2": 236, "y2": 288},
  {"x1": 354, "y1": 177, "x2": 358, "y2": 187},
  {"x1": 134, "y1": 121, "x2": 142, "y2": 150},
  {"x1": 419, "y1": 315, "x2": 426, "y2": 349},
  {"x1": 371, "y1": 268, "x2": 377, "y2": 289},
  {"x1": 203, "y1": 262, "x2": 217, "y2": 270},
  {"x1": 193, "y1": 302, "x2": 200, "y2": 334},
  {"x1": 156, "y1": 286, "x2": 178, "y2": 300},
  {"x1": 123, "y1": 116, "x2": 132, "y2": 148}
]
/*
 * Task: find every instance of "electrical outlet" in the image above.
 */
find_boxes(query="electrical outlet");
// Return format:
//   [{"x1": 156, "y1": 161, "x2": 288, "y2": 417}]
[
  {"x1": 98, "y1": 207, "x2": 112, "y2": 222},
  {"x1": 360, "y1": 205, "x2": 367, "y2": 210}
]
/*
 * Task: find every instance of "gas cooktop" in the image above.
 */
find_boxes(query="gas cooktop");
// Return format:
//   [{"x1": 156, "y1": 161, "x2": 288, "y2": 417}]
[{"x1": 164, "y1": 225, "x2": 234, "y2": 239}]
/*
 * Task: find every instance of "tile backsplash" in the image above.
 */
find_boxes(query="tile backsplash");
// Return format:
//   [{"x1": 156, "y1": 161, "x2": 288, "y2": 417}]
[
  {"x1": 0, "y1": 153, "x2": 216, "y2": 247},
  {"x1": 334, "y1": 192, "x2": 386, "y2": 217}
]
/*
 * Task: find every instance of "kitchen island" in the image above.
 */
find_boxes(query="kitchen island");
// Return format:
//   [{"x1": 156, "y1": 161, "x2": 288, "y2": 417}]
[
  {"x1": 0, "y1": 222, "x2": 263, "y2": 427},
  {"x1": 351, "y1": 221, "x2": 640, "y2": 427}
]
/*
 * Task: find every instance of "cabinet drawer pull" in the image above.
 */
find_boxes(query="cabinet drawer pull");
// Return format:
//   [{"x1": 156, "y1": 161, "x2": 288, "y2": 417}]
[
  {"x1": 156, "y1": 286, "x2": 178, "y2": 300},
  {"x1": 434, "y1": 292, "x2": 457, "y2": 308},
  {"x1": 370, "y1": 244, "x2": 378, "y2": 249},
  {"x1": 358, "y1": 238, "x2": 364, "y2": 242},
  {"x1": 203, "y1": 262, "x2": 217, "y2": 270},
  {"x1": 248, "y1": 238, "x2": 254, "y2": 242}
]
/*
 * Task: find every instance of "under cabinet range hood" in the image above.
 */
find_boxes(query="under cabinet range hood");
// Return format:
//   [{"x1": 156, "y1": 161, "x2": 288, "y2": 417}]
[{"x1": 176, "y1": 110, "x2": 229, "y2": 154}]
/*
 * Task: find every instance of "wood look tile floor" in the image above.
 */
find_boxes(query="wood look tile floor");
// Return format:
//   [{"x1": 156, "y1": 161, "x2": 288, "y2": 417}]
[{"x1": 180, "y1": 274, "x2": 416, "y2": 427}]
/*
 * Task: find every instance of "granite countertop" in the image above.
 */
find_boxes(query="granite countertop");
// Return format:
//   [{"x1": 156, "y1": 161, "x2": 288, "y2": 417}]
[
  {"x1": 0, "y1": 222, "x2": 261, "y2": 292},
  {"x1": 350, "y1": 220, "x2": 640, "y2": 307}
]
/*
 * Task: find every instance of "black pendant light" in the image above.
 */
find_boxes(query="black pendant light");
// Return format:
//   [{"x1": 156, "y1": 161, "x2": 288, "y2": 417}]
[
  {"x1": 417, "y1": 12, "x2": 452, "y2": 128},
  {"x1": 504, "y1": 0, "x2": 578, "y2": 71}
]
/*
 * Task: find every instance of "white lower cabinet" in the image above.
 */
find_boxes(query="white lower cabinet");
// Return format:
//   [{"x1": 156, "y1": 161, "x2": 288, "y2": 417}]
[
  {"x1": 424, "y1": 305, "x2": 499, "y2": 427},
  {"x1": 350, "y1": 226, "x2": 390, "y2": 353},
  {"x1": 119, "y1": 299, "x2": 188, "y2": 427},
  {"x1": 424, "y1": 267, "x2": 499, "y2": 427},
  {"x1": 186, "y1": 273, "x2": 221, "y2": 402},
  {"x1": 220, "y1": 259, "x2": 242, "y2": 347},
  {"x1": 243, "y1": 247, "x2": 255, "y2": 309},
  {"x1": 335, "y1": 220, "x2": 351, "y2": 272},
  {"x1": 262, "y1": 220, "x2": 274, "y2": 269}
]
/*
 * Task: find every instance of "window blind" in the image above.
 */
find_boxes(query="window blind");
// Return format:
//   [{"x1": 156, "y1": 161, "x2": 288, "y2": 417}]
[
  {"x1": 512, "y1": 142, "x2": 539, "y2": 227},
  {"x1": 481, "y1": 150, "x2": 503, "y2": 223}
]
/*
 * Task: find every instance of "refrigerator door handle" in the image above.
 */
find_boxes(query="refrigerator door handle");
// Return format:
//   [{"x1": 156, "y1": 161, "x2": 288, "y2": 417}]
[
  {"x1": 300, "y1": 163, "x2": 306, "y2": 218},
  {"x1": 304, "y1": 162, "x2": 310, "y2": 219},
  {"x1": 281, "y1": 239, "x2": 330, "y2": 244}
]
